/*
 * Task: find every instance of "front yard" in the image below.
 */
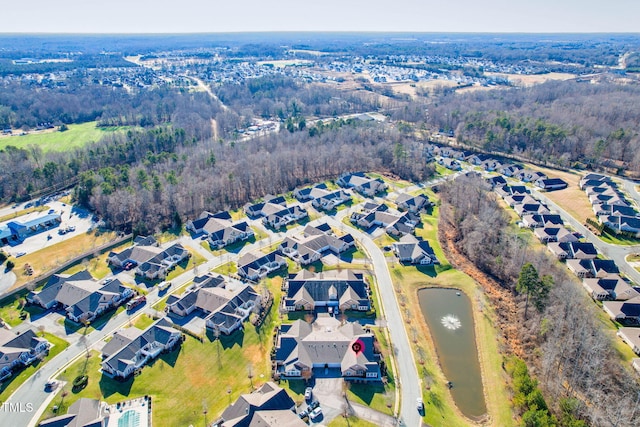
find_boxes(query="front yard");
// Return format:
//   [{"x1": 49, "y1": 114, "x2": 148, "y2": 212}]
[{"x1": 0, "y1": 333, "x2": 69, "y2": 401}]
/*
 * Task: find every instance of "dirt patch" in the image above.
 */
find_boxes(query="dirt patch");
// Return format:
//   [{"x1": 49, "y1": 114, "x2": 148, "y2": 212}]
[{"x1": 485, "y1": 72, "x2": 576, "y2": 87}]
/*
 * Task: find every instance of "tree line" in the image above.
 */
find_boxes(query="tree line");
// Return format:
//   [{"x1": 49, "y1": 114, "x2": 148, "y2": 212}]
[
  {"x1": 439, "y1": 175, "x2": 640, "y2": 426},
  {"x1": 427, "y1": 80, "x2": 640, "y2": 174},
  {"x1": 80, "y1": 123, "x2": 434, "y2": 234}
]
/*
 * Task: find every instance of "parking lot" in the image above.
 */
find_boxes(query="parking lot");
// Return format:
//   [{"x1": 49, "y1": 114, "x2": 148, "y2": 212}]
[{"x1": 1, "y1": 200, "x2": 96, "y2": 257}]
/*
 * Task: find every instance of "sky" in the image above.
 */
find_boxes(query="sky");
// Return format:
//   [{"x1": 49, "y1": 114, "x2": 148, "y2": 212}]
[{"x1": 2, "y1": 0, "x2": 639, "y2": 33}]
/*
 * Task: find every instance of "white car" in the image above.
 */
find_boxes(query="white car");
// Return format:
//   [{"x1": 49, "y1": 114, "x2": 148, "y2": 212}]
[
  {"x1": 304, "y1": 387, "x2": 312, "y2": 400},
  {"x1": 310, "y1": 407, "x2": 322, "y2": 419},
  {"x1": 417, "y1": 398, "x2": 424, "y2": 412}
]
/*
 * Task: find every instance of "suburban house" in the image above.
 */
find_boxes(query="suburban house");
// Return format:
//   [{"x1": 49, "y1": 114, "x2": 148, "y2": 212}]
[
  {"x1": 516, "y1": 169, "x2": 547, "y2": 183},
  {"x1": 486, "y1": 175, "x2": 507, "y2": 188},
  {"x1": 482, "y1": 158, "x2": 503, "y2": 172},
  {"x1": 514, "y1": 202, "x2": 551, "y2": 217},
  {"x1": 101, "y1": 317, "x2": 182, "y2": 379},
  {"x1": 579, "y1": 173, "x2": 611, "y2": 190},
  {"x1": 214, "y1": 382, "x2": 301, "y2": 427},
  {"x1": 337, "y1": 172, "x2": 387, "y2": 196},
  {"x1": 274, "y1": 314, "x2": 381, "y2": 381},
  {"x1": 499, "y1": 163, "x2": 524, "y2": 177},
  {"x1": 107, "y1": 236, "x2": 190, "y2": 280},
  {"x1": 521, "y1": 213, "x2": 563, "y2": 229},
  {"x1": 604, "y1": 296, "x2": 640, "y2": 324},
  {"x1": 533, "y1": 226, "x2": 578, "y2": 244},
  {"x1": 282, "y1": 270, "x2": 369, "y2": 312},
  {"x1": 293, "y1": 183, "x2": 351, "y2": 211},
  {"x1": 503, "y1": 194, "x2": 538, "y2": 208},
  {"x1": 547, "y1": 241, "x2": 598, "y2": 260},
  {"x1": 438, "y1": 157, "x2": 461, "y2": 171},
  {"x1": 244, "y1": 199, "x2": 308, "y2": 229},
  {"x1": 278, "y1": 223, "x2": 355, "y2": 266},
  {"x1": 496, "y1": 185, "x2": 529, "y2": 199},
  {"x1": 39, "y1": 398, "x2": 109, "y2": 427},
  {"x1": 617, "y1": 327, "x2": 640, "y2": 354},
  {"x1": 237, "y1": 251, "x2": 287, "y2": 281},
  {"x1": 2, "y1": 212, "x2": 62, "y2": 242},
  {"x1": 27, "y1": 270, "x2": 134, "y2": 323},
  {"x1": 599, "y1": 215, "x2": 640, "y2": 234},
  {"x1": 393, "y1": 234, "x2": 438, "y2": 265},
  {"x1": 593, "y1": 204, "x2": 639, "y2": 218},
  {"x1": 589, "y1": 193, "x2": 629, "y2": 207},
  {"x1": 350, "y1": 203, "x2": 419, "y2": 236},
  {"x1": 395, "y1": 193, "x2": 431, "y2": 213},
  {"x1": 466, "y1": 153, "x2": 493, "y2": 165},
  {"x1": 166, "y1": 274, "x2": 260, "y2": 335},
  {"x1": 186, "y1": 211, "x2": 254, "y2": 249},
  {"x1": 536, "y1": 178, "x2": 568, "y2": 191},
  {"x1": 566, "y1": 259, "x2": 619, "y2": 279},
  {"x1": 0, "y1": 328, "x2": 50, "y2": 382},
  {"x1": 244, "y1": 195, "x2": 286, "y2": 217},
  {"x1": 583, "y1": 275, "x2": 639, "y2": 301}
]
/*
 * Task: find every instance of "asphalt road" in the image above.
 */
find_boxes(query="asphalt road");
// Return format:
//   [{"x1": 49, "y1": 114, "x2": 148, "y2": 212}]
[
  {"x1": 329, "y1": 216, "x2": 422, "y2": 427},
  {"x1": 6, "y1": 174, "x2": 466, "y2": 427}
]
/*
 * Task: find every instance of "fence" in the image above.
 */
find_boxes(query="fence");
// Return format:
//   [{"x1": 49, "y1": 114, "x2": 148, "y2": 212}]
[{"x1": 0, "y1": 233, "x2": 133, "y2": 305}]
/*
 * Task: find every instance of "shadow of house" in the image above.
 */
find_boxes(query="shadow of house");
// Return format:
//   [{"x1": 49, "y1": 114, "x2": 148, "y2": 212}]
[{"x1": 100, "y1": 317, "x2": 182, "y2": 380}]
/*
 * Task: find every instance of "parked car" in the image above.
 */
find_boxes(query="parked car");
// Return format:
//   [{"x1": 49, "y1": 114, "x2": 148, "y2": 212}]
[
  {"x1": 310, "y1": 407, "x2": 322, "y2": 420},
  {"x1": 304, "y1": 387, "x2": 313, "y2": 401},
  {"x1": 297, "y1": 409, "x2": 308, "y2": 419},
  {"x1": 16, "y1": 252, "x2": 26, "y2": 257},
  {"x1": 158, "y1": 281, "x2": 172, "y2": 292},
  {"x1": 308, "y1": 400, "x2": 320, "y2": 410},
  {"x1": 417, "y1": 398, "x2": 424, "y2": 412}
]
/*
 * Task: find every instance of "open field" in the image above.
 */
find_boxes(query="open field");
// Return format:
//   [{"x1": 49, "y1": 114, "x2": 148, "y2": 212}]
[
  {"x1": 9, "y1": 230, "x2": 119, "y2": 290},
  {"x1": 485, "y1": 71, "x2": 576, "y2": 87},
  {"x1": 525, "y1": 164, "x2": 594, "y2": 223},
  {"x1": 0, "y1": 205, "x2": 49, "y2": 223},
  {"x1": 0, "y1": 122, "x2": 130, "y2": 152}
]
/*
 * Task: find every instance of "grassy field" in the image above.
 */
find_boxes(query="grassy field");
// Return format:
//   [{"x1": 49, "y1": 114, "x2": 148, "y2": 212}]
[
  {"x1": 10, "y1": 229, "x2": 119, "y2": 290},
  {"x1": 0, "y1": 333, "x2": 69, "y2": 402},
  {"x1": 43, "y1": 311, "x2": 278, "y2": 426},
  {"x1": 599, "y1": 230, "x2": 640, "y2": 246},
  {"x1": 0, "y1": 122, "x2": 130, "y2": 152},
  {"x1": 62, "y1": 240, "x2": 131, "y2": 279},
  {"x1": 0, "y1": 205, "x2": 49, "y2": 223}
]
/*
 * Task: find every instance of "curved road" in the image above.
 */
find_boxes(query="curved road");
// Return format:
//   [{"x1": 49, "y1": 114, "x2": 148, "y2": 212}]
[{"x1": 327, "y1": 207, "x2": 423, "y2": 427}]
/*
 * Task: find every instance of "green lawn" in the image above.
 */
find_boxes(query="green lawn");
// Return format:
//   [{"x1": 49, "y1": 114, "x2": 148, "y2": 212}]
[
  {"x1": 0, "y1": 205, "x2": 49, "y2": 223},
  {"x1": 0, "y1": 292, "x2": 41, "y2": 327},
  {"x1": 0, "y1": 333, "x2": 69, "y2": 402},
  {"x1": 328, "y1": 417, "x2": 379, "y2": 427},
  {"x1": 0, "y1": 122, "x2": 130, "y2": 152},
  {"x1": 132, "y1": 314, "x2": 155, "y2": 330},
  {"x1": 213, "y1": 262, "x2": 238, "y2": 275},
  {"x1": 43, "y1": 306, "x2": 279, "y2": 427},
  {"x1": 599, "y1": 230, "x2": 640, "y2": 246}
]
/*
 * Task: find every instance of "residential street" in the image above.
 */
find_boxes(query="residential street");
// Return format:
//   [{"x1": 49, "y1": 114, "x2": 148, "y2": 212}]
[
  {"x1": 531, "y1": 188, "x2": 640, "y2": 284},
  {"x1": 5, "y1": 172, "x2": 465, "y2": 427}
]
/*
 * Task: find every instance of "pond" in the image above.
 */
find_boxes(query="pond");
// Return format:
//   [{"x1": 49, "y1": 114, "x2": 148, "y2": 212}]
[{"x1": 418, "y1": 287, "x2": 486, "y2": 420}]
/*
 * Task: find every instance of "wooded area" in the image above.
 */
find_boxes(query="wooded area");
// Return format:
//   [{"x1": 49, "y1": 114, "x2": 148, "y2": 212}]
[{"x1": 427, "y1": 81, "x2": 640, "y2": 174}]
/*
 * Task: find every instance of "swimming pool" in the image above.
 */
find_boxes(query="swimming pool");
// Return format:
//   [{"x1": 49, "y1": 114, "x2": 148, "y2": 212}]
[{"x1": 117, "y1": 410, "x2": 141, "y2": 427}]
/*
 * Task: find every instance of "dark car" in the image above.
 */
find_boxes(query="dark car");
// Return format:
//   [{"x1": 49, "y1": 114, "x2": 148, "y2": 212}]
[
  {"x1": 298, "y1": 409, "x2": 308, "y2": 419},
  {"x1": 308, "y1": 400, "x2": 320, "y2": 411}
]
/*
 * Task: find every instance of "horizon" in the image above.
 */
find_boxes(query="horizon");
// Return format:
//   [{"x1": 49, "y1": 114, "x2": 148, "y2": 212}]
[{"x1": 2, "y1": 0, "x2": 640, "y2": 34}]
